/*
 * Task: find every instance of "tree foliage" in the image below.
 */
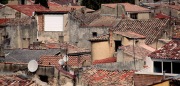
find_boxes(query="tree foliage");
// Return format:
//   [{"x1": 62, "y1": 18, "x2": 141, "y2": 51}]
[
  {"x1": 34, "y1": 0, "x2": 49, "y2": 8},
  {"x1": 0, "y1": 0, "x2": 8, "y2": 4},
  {"x1": 81, "y1": 0, "x2": 134, "y2": 10}
]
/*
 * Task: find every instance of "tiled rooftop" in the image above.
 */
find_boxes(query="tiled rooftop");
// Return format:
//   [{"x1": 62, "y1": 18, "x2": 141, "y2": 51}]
[
  {"x1": 45, "y1": 42, "x2": 90, "y2": 54},
  {"x1": 0, "y1": 75, "x2": 34, "y2": 85},
  {"x1": 88, "y1": 16, "x2": 118, "y2": 27},
  {"x1": 102, "y1": 3, "x2": 150, "y2": 13},
  {"x1": 120, "y1": 45, "x2": 152, "y2": 59},
  {"x1": 81, "y1": 68, "x2": 135, "y2": 86},
  {"x1": 93, "y1": 57, "x2": 116, "y2": 65},
  {"x1": 89, "y1": 34, "x2": 109, "y2": 41},
  {"x1": 0, "y1": 18, "x2": 9, "y2": 25},
  {"x1": 148, "y1": 40, "x2": 180, "y2": 60},
  {"x1": 7, "y1": 2, "x2": 84, "y2": 16},
  {"x1": 4, "y1": 49, "x2": 60, "y2": 63},
  {"x1": 114, "y1": 31, "x2": 146, "y2": 39},
  {"x1": 173, "y1": 25, "x2": 180, "y2": 39},
  {"x1": 7, "y1": 4, "x2": 49, "y2": 16},
  {"x1": 113, "y1": 19, "x2": 169, "y2": 44},
  {"x1": 39, "y1": 54, "x2": 91, "y2": 67},
  {"x1": 155, "y1": 12, "x2": 170, "y2": 19},
  {"x1": 134, "y1": 74, "x2": 164, "y2": 86},
  {"x1": 70, "y1": 10, "x2": 101, "y2": 26}
]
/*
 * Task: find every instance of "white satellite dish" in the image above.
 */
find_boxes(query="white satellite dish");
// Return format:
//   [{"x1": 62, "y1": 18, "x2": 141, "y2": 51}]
[
  {"x1": 28, "y1": 60, "x2": 38, "y2": 72},
  {"x1": 58, "y1": 59, "x2": 64, "y2": 65},
  {"x1": 63, "y1": 55, "x2": 69, "y2": 62}
]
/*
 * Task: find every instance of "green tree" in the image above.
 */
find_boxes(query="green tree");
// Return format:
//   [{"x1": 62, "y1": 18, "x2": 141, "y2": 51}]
[
  {"x1": 81, "y1": 0, "x2": 134, "y2": 10},
  {"x1": 0, "y1": 0, "x2": 8, "y2": 4},
  {"x1": 34, "y1": 0, "x2": 49, "y2": 8}
]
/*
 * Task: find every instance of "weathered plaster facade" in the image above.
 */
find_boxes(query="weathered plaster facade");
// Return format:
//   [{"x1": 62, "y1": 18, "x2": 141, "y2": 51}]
[{"x1": 1, "y1": 18, "x2": 37, "y2": 49}]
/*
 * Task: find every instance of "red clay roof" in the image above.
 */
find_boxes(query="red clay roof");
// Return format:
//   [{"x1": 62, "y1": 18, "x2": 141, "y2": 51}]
[
  {"x1": 45, "y1": 43, "x2": 90, "y2": 54},
  {"x1": 0, "y1": 75, "x2": 34, "y2": 85},
  {"x1": 39, "y1": 55, "x2": 91, "y2": 67},
  {"x1": 0, "y1": 18, "x2": 9, "y2": 25},
  {"x1": 120, "y1": 45, "x2": 152, "y2": 60},
  {"x1": 114, "y1": 31, "x2": 146, "y2": 39},
  {"x1": 89, "y1": 34, "x2": 109, "y2": 41},
  {"x1": 93, "y1": 57, "x2": 116, "y2": 65},
  {"x1": 155, "y1": 12, "x2": 170, "y2": 19},
  {"x1": 113, "y1": 19, "x2": 169, "y2": 45},
  {"x1": 173, "y1": 25, "x2": 180, "y2": 39},
  {"x1": 134, "y1": 74, "x2": 164, "y2": 86},
  {"x1": 81, "y1": 68, "x2": 135, "y2": 86},
  {"x1": 7, "y1": 4, "x2": 49, "y2": 16},
  {"x1": 102, "y1": 3, "x2": 150, "y2": 13},
  {"x1": 88, "y1": 16, "x2": 118, "y2": 27},
  {"x1": 148, "y1": 40, "x2": 180, "y2": 60}
]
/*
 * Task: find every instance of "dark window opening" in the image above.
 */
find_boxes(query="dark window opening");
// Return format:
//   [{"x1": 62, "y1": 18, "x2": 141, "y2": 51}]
[
  {"x1": 173, "y1": 62, "x2": 180, "y2": 74},
  {"x1": 39, "y1": 75, "x2": 48, "y2": 83},
  {"x1": 92, "y1": 32, "x2": 97, "y2": 37},
  {"x1": 163, "y1": 62, "x2": 171, "y2": 73},
  {"x1": 130, "y1": 13, "x2": 138, "y2": 19},
  {"x1": 115, "y1": 40, "x2": 122, "y2": 52},
  {"x1": 21, "y1": 0, "x2": 25, "y2": 5},
  {"x1": 59, "y1": 36, "x2": 64, "y2": 43},
  {"x1": 154, "y1": 61, "x2": 162, "y2": 73}
]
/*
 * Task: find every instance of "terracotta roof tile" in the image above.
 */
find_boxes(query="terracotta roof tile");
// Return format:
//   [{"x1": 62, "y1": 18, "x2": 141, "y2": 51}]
[
  {"x1": 7, "y1": 4, "x2": 49, "y2": 16},
  {"x1": 120, "y1": 45, "x2": 152, "y2": 59},
  {"x1": 45, "y1": 43, "x2": 90, "y2": 54},
  {"x1": 39, "y1": 54, "x2": 91, "y2": 67},
  {"x1": 113, "y1": 19, "x2": 169, "y2": 45},
  {"x1": 148, "y1": 40, "x2": 180, "y2": 60},
  {"x1": 88, "y1": 16, "x2": 118, "y2": 27},
  {"x1": 114, "y1": 31, "x2": 146, "y2": 39},
  {"x1": 81, "y1": 68, "x2": 135, "y2": 86},
  {"x1": 102, "y1": 3, "x2": 150, "y2": 13},
  {"x1": 155, "y1": 12, "x2": 170, "y2": 19},
  {"x1": 134, "y1": 74, "x2": 164, "y2": 86},
  {"x1": 93, "y1": 57, "x2": 116, "y2": 65},
  {"x1": 0, "y1": 18, "x2": 9, "y2": 25},
  {"x1": 173, "y1": 25, "x2": 180, "y2": 39},
  {"x1": 70, "y1": 10, "x2": 101, "y2": 26},
  {"x1": 89, "y1": 34, "x2": 109, "y2": 41},
  {"x1": 0, "y1": 75, "x2": 34, "y2": 86}
]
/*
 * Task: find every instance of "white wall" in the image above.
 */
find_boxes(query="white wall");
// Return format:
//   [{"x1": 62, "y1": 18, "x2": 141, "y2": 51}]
[
  {"x1": 44, "y1": 14, "x2": 64, "y2": 31},
  {"x1": 146, "y1": 57, "x2": 153, "y2": 72}
]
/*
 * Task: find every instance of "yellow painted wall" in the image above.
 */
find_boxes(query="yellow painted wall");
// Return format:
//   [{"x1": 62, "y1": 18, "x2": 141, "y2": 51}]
[
  {"x1": 122, "y1": 37, "x2": 130, "y2": 46},
  {"x1": 138, "y1": 13, "x2": 150, "y2": 19},
  {"x1": 153, "y1": 81, "x2": 170, "y2": 86},
  {"x1": 92, "y1": 41, "x2": 112, "y2": 61}
]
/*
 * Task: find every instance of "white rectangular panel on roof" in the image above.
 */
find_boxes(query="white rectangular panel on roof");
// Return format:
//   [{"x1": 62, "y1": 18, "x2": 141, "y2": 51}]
[{"x1": 44, "y1": 14, "x2": 63, "y2": 31}]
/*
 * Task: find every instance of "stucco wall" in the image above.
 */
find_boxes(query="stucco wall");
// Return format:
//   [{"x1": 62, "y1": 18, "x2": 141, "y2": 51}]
[
  {"x1": 0, "y1": 6, "x2": 28, "y2": 18},
  {"x1": 3, "y1": 19, "x2": 37, "y2": 49},
  {"x1": 38, "y1": 31, "x2": 63, "y2": 43},
  {"x1": 68, "y1": 17, "x2": 109, "y2": 49},
  {"x1": 91, "y1": 41, "x2": 111, "y2": 61},
  {"x1": 138, "y1": 13, "x2": 150, "y2": 19},
  {"x1": 101, "y1": 5, "x2": 125, "y2": 17},
  {"x1": 0, "y1": 6, "x2": 16, "y2": 18}
]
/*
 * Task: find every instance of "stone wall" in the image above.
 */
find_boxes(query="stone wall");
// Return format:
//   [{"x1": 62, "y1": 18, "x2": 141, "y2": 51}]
[
  {"x1": 68, "y1": 17, "x2": 109, "y2": 49},
  {"x1": 3, "y1": 18, "x2": 37, "y2": 49}
]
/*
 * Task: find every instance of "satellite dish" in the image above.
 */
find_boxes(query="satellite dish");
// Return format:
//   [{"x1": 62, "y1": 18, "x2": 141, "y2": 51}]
[
  {"x1": 58, "y1": 59, "x2": 64, "y2": 65},
  {"x1": 28, "y1": 60, "x2": 38, "y2": 72},
  {"x1": 63, "y1": 55, "x2": 69, "y2": 62}
]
